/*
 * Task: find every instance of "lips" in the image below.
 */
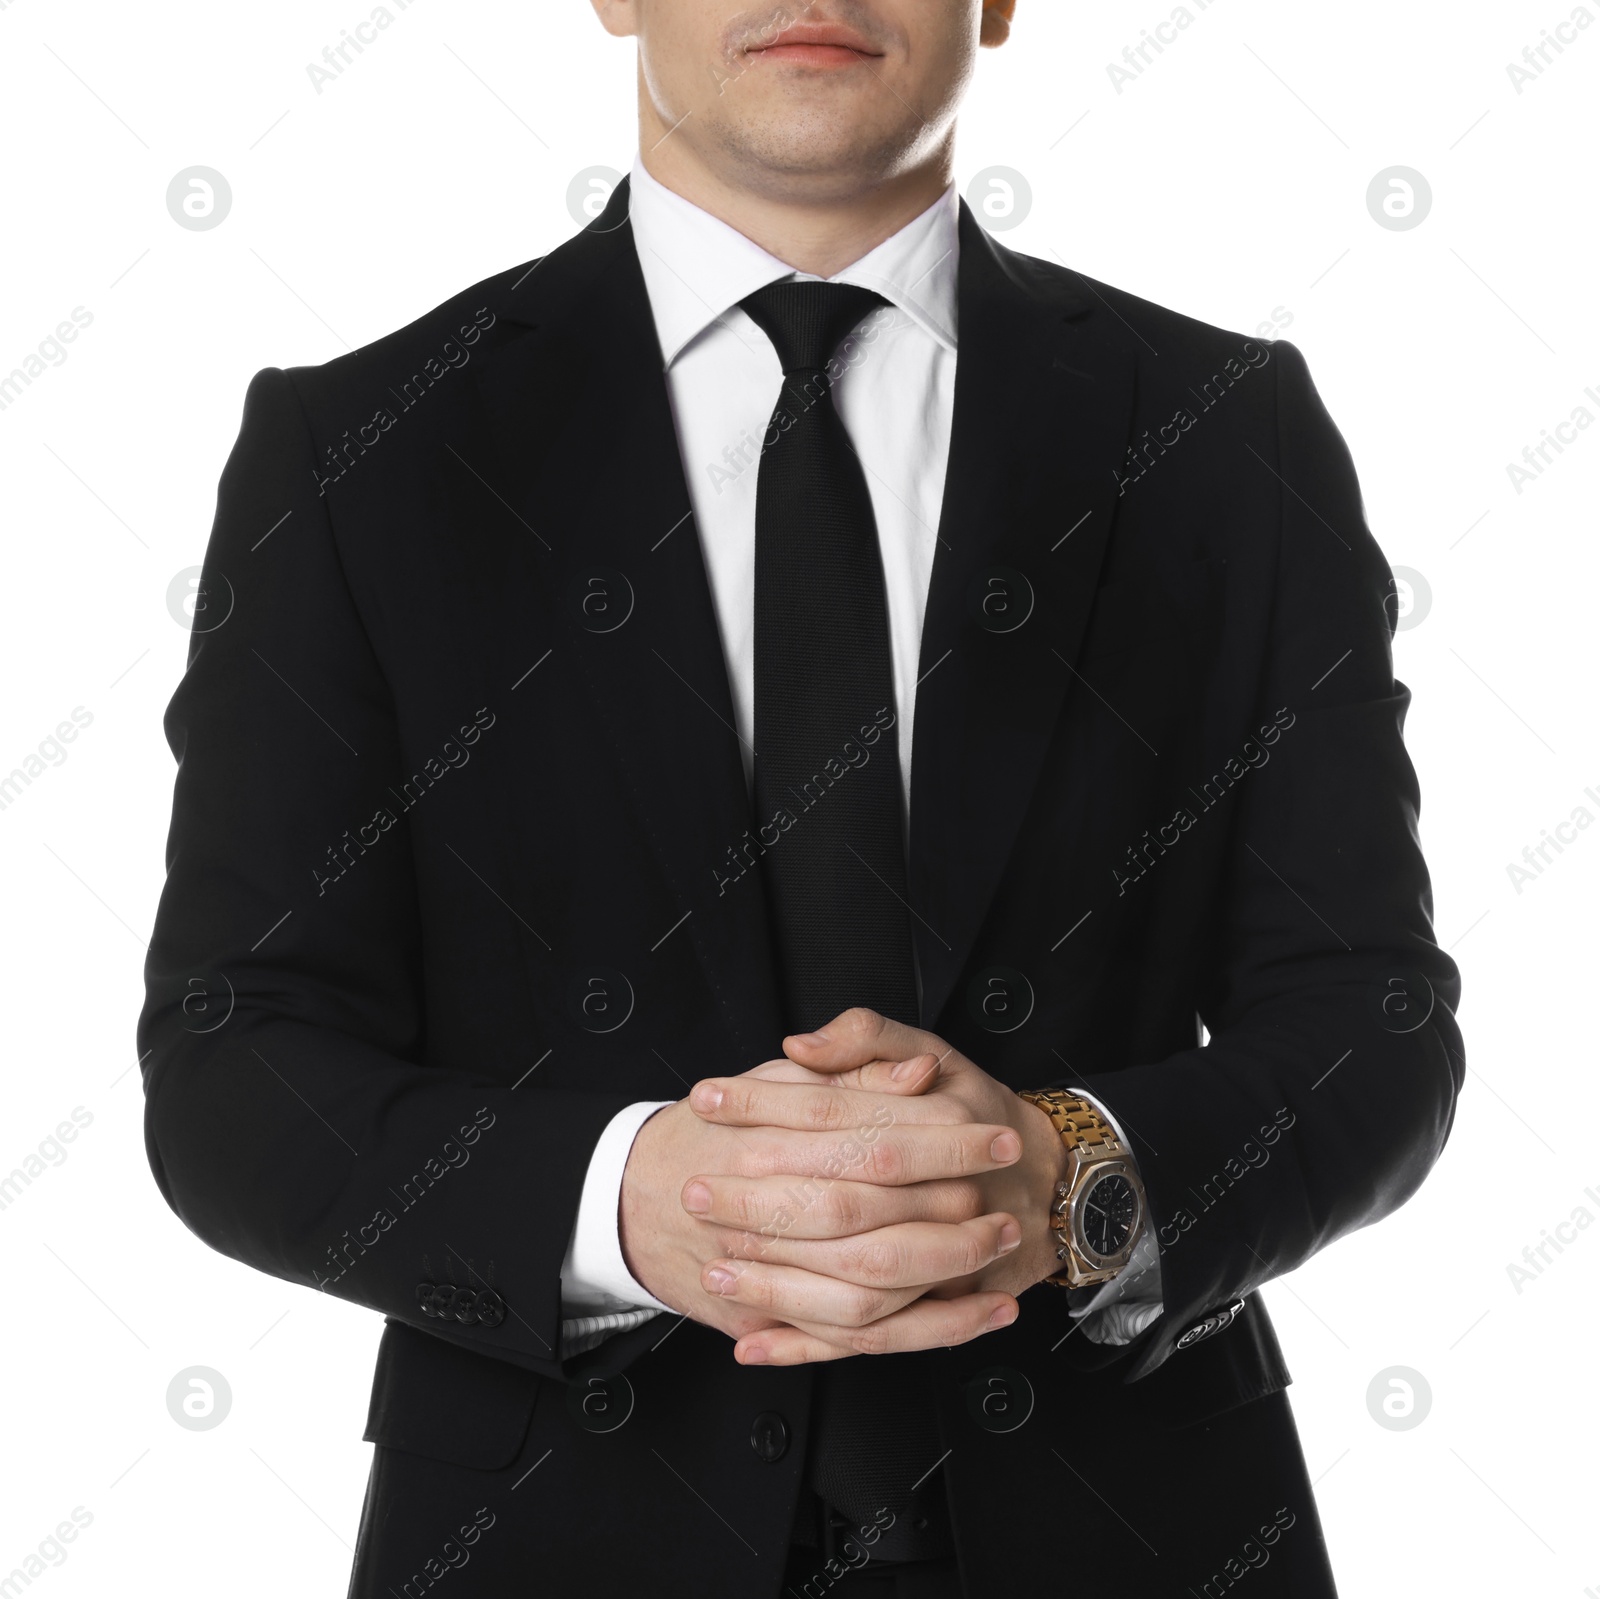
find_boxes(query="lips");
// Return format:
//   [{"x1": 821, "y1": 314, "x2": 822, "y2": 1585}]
[{"x1": 746, "y1": 22, "x2": 883, "y2": 65}]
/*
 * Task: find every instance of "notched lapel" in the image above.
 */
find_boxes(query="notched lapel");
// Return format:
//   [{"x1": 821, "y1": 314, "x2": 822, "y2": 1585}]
[
  {"x1": 452, "y1": 188, "x2": 1144, "y2": 1053},
  {"x1": 461, "y1": 180, "x2": 786, "y2": 1063},
  {"x1": 909, "y1": 208, "x2": 1140, "y2": 1031}
]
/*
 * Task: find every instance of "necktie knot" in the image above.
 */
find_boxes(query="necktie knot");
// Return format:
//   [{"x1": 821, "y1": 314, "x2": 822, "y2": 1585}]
[{"x1": 740, "y1": 280, "x2": 891, "y2": 376}]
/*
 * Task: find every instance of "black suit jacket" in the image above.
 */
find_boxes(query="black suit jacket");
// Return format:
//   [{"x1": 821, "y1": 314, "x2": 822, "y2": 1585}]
[{"x1": 140, "y1": 178, "x2": 1463, "y2": 1595}]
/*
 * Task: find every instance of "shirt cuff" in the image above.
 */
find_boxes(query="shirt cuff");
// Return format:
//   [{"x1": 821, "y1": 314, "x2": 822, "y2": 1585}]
[{"x1": 559, "y1": 1099, "x2": 676, "y2": 1317}]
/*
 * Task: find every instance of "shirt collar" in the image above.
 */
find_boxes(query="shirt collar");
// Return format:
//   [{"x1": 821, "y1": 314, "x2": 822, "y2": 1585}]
[{"x1": 627, "y1": 153, "x2": 960, "y2": 370}]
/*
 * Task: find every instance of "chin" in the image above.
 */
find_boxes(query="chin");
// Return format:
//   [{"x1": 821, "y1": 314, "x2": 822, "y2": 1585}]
[{"x1": 712, "y1": 115, "x2": 915, "y2": 196}]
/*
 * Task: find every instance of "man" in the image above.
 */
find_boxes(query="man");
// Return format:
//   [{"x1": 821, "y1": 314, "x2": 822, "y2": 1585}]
[{"x1": 138, "y1": 1, "x2": 1464, "y2": 1594}]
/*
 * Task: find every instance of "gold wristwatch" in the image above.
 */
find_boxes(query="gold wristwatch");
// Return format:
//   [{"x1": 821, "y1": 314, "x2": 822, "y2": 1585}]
[{"x1": 1017, "y1": 1090, "x2": 1147, "y2": 1289}]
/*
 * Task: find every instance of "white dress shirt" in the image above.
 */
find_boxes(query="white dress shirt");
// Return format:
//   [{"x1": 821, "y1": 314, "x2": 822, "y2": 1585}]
[{"x1": 557, "y1": 154, "x2": 1163, "y2": 1355}]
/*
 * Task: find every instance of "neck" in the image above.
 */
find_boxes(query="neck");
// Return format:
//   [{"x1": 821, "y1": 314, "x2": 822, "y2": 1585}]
[{"x1": 637, "y1": 131, "x2": 955, "y2": 280}]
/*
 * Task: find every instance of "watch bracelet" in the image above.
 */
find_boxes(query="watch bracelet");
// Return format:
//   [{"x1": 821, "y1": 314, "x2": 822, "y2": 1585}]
[
  {"x1": 1016, "y1": 1089, "x2": 1126, "y2": 1159},
  {"x1": 1017, "y1": 1089, "x2": 1132, "y2": 1288}
]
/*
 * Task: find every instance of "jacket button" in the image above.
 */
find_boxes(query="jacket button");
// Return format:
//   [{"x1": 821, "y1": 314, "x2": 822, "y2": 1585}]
[
  {"x1": 750, "y1": 1411, "x2": 789, "y2": 1462},
  {"x1": 474, "y1": 1288, "x2": 507, "y2": 1329}
]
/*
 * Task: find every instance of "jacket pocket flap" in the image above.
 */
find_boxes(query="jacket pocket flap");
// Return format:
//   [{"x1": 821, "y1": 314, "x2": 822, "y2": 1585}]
[
  {"x1": 1132, "y1": 1292, "x2": 1292, "y2": 1432},
  {"x1": 363, "y1": 1318, "x2": 541, "y2": 1470}
]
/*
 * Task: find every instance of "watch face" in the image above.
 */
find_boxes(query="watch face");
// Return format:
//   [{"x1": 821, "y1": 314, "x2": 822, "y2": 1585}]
[{"x1": 1080, "y1": 1171, "x2": 1139, "y2": 1259}]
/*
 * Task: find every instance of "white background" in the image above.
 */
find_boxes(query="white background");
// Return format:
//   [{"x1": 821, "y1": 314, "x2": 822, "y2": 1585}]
[{"x1": 1, "y1": 0, "x2": 1596, "y2": 1593}]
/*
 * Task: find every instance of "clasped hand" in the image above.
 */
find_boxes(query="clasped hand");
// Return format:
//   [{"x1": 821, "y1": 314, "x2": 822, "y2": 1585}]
[{"x1": 619, "y1": 1008, "x2": 1068, "y2": 1365}]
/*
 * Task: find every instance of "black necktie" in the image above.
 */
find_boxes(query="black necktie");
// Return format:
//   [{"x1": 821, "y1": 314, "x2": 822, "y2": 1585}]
[
  {"x1": 740, "y1": 280, "x2": 919, "y2": 1036},
  {"x1": 739, "y1": 281, "x2": 943, "y2": 1547}
]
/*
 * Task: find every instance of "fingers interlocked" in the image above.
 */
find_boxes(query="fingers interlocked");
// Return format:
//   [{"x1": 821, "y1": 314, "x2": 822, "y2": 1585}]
[
  {"x1": 703, "y1": 1212, "x2": 1021, "y2": 1323},
  {"x1": 680, "y1": 1014, "x2": 1026, "y2": 1364}
]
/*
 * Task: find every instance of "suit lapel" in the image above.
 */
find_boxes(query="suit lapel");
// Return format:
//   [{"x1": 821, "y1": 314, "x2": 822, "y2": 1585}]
[
  {"x1": 908, "y1": 205, "x2": 1138, "y2": 1030},
  {"x1": 460, "y1": 183, "x2": 1138, "y2": 1054},
  {"x1": 465, "y1": 179, "x2": 786, "y2": 1063}
]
